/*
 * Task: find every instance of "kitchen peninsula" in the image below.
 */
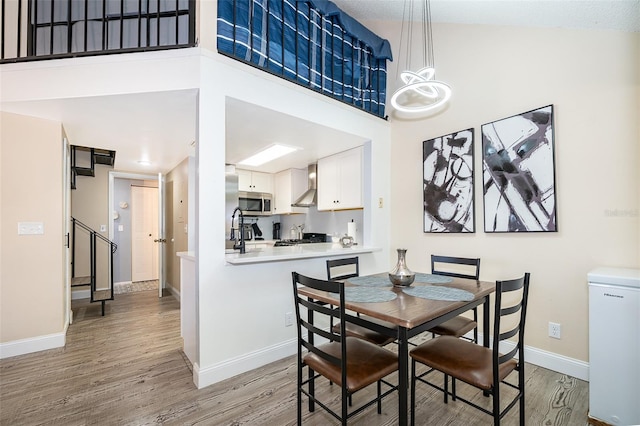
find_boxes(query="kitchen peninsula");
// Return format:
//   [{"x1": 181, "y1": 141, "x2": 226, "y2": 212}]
[{"x1": 225, "y1": 242, "x2": 380, "y2": 265}]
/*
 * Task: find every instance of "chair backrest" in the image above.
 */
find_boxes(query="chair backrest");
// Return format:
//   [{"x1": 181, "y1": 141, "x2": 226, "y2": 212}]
[
  {"x1": 292, "y1": 272, "x2": 346, "y2": 372},
  {"x1": 492, "y1": 273, "x2": 530, "y2": 371},
  {"x1": 326, "y1": 257, "x2": 359, "y2": 281},
  {"x1": 431, "y1": 255, "x2": 480, "y2": 280}
]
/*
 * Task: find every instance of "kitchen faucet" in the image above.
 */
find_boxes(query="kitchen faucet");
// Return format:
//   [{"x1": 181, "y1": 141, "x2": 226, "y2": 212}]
[{"x1": 231, "y1": 207, "x2": 246, "y2": 254}]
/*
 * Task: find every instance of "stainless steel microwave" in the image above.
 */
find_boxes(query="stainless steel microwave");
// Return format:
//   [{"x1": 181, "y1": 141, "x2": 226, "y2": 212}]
[{"x1": 238, "y1": 191, "x2": 272, "y2": 216}]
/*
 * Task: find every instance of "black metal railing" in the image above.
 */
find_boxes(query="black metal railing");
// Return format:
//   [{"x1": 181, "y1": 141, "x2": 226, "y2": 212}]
[
  {"x1": 71, "y1": 217, "x2": 117, "y2": 316},
  {"x1": 1, "y1": 0, "x2": 196, "y2": 63}
]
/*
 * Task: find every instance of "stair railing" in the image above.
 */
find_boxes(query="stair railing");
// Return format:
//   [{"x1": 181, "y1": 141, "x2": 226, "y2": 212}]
[{"x1": 71, "y1": 217, "x2": 117, "y2": 316}]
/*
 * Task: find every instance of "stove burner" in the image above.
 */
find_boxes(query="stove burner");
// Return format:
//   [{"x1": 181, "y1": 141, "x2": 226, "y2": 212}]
[
  {"x1": 274, "y1": 239, "x2": 311, "y2": 247},
  {"x1": 274, "y1": 233, "x2": 327, "y2": 247}
]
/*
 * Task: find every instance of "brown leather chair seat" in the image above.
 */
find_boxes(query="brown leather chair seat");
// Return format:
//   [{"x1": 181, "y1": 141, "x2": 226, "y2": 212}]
[
  {"x1": 426, "y1": 316, "x2": 477, "y2": 339},
  {"x1": 332, "y1": 316, "x2": 397, "y2": 346},
  {"x1": 305, "y1": 337, "x2": 398, "y2": 393},
  {"x1": 410, "y1": 335, "x2": 517, "y2": 390}
]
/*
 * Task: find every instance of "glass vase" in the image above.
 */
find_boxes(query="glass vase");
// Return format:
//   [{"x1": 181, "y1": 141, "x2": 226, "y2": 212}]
[{"x1": 389, "y1": 248, "x2": 415, "y2": 287}]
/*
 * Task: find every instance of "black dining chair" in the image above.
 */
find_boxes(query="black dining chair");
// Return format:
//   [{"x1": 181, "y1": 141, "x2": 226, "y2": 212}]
[
  {"x1": 292, "y1": 272, "x2": 399, "y2": 425},
  {"x1": 427, "y1": 255, "x2": 481, "y2": 343},
  {"x1": 410, "y1": 273, "x2": 530, "y2": 426},
  {"x1": 327, "y1": 257, "x2": 397, "y2": 347}
]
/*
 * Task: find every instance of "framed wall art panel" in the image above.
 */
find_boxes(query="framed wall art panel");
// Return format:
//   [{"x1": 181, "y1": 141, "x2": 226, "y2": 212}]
[
  {"x1": 481, "y1": 105, "x2": 557, "y2": 233},
  {"x1": 423, "y1": 128, "x2": 475, "y2": 233}
]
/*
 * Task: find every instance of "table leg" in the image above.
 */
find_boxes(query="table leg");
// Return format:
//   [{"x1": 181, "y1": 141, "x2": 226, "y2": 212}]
[{"x1": 398, "y1": 326, "x2": 409, "y2": 426}]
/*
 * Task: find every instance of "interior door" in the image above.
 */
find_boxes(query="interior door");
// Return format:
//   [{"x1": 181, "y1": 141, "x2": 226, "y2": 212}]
[
  {"x1": 63, "y1": 137, "x2": 72, "y2": 324},
  {"x1": 157, "y1": 173, "x2": 166, "y2": 298},
  {"x1": 131, "y1": 185, "x2": 159, "y2": 282}
]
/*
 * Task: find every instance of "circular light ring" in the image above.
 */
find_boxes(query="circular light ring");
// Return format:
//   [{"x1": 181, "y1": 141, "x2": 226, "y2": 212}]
[
  {"x1": 391, "y1": 80, "x2": 452, "y2": 113},
  {"x1": 400, "y1": 67, "x2": 436, "y2": 85}
]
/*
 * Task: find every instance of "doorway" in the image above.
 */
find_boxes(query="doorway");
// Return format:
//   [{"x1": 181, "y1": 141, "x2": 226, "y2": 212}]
[{"x1": 109, "y1": 172, "x2": 165, "y2": 298}]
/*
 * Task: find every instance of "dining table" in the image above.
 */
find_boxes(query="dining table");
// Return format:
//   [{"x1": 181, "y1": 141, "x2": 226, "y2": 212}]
[{"x1": 297, "y1": 271, "x2": 496, "y2": 426}]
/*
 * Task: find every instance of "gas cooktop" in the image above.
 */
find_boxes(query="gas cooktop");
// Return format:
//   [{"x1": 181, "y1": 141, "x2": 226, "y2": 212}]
[
  {"x1": 274, "y1": 239, "x2": 312, "y2": 247},
  {"x1": 274, "y1": 233, "x2": 327, "y2": 247}
]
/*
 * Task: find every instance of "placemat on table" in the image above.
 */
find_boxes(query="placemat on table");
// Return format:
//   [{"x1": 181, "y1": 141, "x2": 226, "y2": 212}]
[
  {"x1": 413, "y1": 273, "x2": 454, "y2": 284},
  {"x1": 344, "y1": 287, "x2": 397, "y2": 303},
  {"x1": 346, "y1": 276, "x2": 393, "y2": 287},
  {"x1": 402, "y1": 285, "x2": 473, "y2": 301}
]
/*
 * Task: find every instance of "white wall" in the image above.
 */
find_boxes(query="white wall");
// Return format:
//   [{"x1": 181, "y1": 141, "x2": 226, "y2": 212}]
[
  {"x1": 194, "y1": 51, "x2": 392, "y2": 387},
  {"x1": 359, "y1": 19, "x2": 639, "y2": 376},
  {"x1": 0, "y1": 112, "x2": 66, "y2": 355}
]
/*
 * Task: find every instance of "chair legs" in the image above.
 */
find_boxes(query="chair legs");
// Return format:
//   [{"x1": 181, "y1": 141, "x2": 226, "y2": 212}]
[
  {"x1": 493, "y1": 386, "x2": 500, "y2": 426},
  {"x1": 308, "y1": 368, "x2": 315, "y2": 413},
  {"x1": 410, "y1": 360, "x2": 416, "y2": 426}
]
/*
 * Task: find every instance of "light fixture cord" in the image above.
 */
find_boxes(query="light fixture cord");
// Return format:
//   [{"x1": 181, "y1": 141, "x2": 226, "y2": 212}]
[
  {"x1": 427, "y1": 0, "x2": 435, "y2": 70},
  {"x1": 398, "y1": 0, "x2": 435, "y2": 75}
]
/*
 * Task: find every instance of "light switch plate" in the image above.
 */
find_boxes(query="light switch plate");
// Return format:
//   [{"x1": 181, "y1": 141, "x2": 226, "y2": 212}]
[
  {"x1": 118, "y1": 225, "x2": 124, "y2": 232},
  {"x1": 18, "y1": 222, "x2": 44, "y2": 235}
]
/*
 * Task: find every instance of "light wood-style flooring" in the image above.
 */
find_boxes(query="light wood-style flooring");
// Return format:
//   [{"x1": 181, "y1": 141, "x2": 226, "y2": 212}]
[{"x1": 1, "y1": 290, "x2": 590, "y2": 425}]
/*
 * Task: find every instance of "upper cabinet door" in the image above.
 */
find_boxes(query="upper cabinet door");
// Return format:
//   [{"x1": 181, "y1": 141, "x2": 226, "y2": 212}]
[
  {"x1": 238, "y1": 169, "x2": 273, "y2": 193},
  {"x1": 237, "y1": 169, "x2": 253, "y2": 192},
  {"x1": 274, "y1": 168, "x2": 308, "y2": 215},
  {"x1": 317, "y1": 146, "x2": 363, "y2": 211},
  {"x1": 337, "y1": 147, "x2": 363, "y2": 209}
]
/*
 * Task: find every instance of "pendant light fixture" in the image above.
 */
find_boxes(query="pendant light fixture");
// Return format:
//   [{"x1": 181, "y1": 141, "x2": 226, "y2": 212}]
[{"x1": 390, "y1": 0, "x2": 451, "y2": 114}]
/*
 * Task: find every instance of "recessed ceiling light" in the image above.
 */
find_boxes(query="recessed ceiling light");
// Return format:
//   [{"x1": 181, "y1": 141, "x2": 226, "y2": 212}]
[
  {"x1": 137, "y1": 160, "x2": 152, "y2": 166},
  {"x1": 238, "y1": 144, "x2": 300, "y2": 167}
]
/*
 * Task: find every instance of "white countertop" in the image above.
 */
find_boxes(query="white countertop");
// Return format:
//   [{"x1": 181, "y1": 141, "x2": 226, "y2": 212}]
[
  {"x1": 225, "y1": 242, "x2": 381, "y2": 265},
  {"x1": 177, "y1": 251, "x2": 195, "y2": 261}
]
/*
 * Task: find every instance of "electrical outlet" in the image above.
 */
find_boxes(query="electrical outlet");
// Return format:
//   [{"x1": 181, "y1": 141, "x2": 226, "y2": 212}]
[
  {"x1": 285, "y1": 312, "x2": 294, "y2": 327},
  {"x1": 549, "y1": 322, "x2": 561, "y2": 339}
]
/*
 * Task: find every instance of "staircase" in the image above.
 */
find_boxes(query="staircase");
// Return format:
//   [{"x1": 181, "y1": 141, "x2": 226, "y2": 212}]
[
  {"x1": 71, "y1": 146, "x2": 116, "y2": 190},
  {"x1": 71, "y1": 217, "x2": 117, "y2": 316},
  {"x1": 70, "y1": 145, "x2": 117, "y2": 315}
]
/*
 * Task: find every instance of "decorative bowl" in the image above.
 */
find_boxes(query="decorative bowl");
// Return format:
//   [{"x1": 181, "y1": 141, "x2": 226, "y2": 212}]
[{"x1": 388, "y1": 272, "x2": 415, "y2": 287}]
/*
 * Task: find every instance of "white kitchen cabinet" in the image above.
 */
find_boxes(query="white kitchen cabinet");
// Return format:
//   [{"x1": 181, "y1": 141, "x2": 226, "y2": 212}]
[
  {"x1": 317, "y1": 146, "x2": 363, "y2": 211},
  {"x1": 274, "y1": 168, "x2": 308, "y2": 214},
  {"x1": 238, "y1": 169, "x2": 273, "y2": 193}
]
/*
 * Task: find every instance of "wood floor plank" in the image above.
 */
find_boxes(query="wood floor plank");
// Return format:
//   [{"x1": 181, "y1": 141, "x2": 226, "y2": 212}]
[{"x1": 1, "y1": 290, "x2": 590, "y2": 425}]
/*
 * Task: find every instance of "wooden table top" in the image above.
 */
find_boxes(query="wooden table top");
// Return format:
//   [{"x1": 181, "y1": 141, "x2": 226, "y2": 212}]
[{"x1": 297, "y1": 272, "x2": 495, "y2": 329}]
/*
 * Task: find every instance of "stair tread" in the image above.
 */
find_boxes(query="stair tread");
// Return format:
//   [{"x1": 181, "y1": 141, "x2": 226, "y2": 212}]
[
  {"x1": 72, "y1": 276, "x2": 91, "y2": 286},
  {"x1": 93, "y1": 150, "x2": 116, "y2": 166},
  {"x1": 93, "y1": 290, "x2": 113, "y2": 301},
  {"x1": 74, "y1": 167, "x2": 94, "y2": 177}
]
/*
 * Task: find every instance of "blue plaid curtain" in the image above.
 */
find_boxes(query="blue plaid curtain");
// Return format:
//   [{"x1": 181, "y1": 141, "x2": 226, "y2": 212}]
[{"x1": 217, "y1": 0, "x2": 391, "y2": 118}]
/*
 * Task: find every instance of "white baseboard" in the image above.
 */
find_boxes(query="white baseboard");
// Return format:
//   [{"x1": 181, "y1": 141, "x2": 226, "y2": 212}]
[
  {"x1": 503, "y1": 340, "x2": 589, "y2": 381},
  {"x1": 167, "y1": 284, "x2": 180, "y2": 301},
  {"x1": 0, "y1": 326, "x2": 67, "y2": 359},
  {"x1": 71, "y1": 289, "x2": 90, "y2": 300},
  {"x1": 473, "y1": 332, "x2": 589, "y2": 381},
  {"x1": 195, "y1": 338, "x2": 298, "y2": 389}
]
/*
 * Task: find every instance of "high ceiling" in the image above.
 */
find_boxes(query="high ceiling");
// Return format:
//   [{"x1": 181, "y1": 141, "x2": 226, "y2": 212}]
[
  {"x1": 332, "y1": 0, "x2": 640, "y2": 32},
  {"x1": 2, "y1": 1, "x2": 637, "y2": 175}
]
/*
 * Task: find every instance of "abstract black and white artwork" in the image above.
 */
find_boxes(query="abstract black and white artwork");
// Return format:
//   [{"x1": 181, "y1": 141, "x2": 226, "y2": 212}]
[
  {"x1": 481, "y1": 105, "x2": 557, "y2": 232},
  {"x1": 423, "y1": 128, "x2": 475, "y2": 233}
]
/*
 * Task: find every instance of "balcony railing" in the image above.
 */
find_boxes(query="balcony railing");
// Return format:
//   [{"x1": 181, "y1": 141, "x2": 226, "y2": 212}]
[
  {"x1": 217, "y1": 0, "x2": 392, "y2": 119},
  {"x1": 1, "y1": 0, "x2": 196, "y2": 63}
]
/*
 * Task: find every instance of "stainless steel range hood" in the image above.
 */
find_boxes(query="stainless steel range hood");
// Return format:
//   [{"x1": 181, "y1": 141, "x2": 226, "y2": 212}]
[{"x1": 292, "y1": 164, "x2": 317, "y2": 207}]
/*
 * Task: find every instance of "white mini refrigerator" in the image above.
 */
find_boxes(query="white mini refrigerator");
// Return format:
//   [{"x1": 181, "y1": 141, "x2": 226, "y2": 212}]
[{"x1": 588, "y1": 267, "x2": 640, "y2": 425}]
